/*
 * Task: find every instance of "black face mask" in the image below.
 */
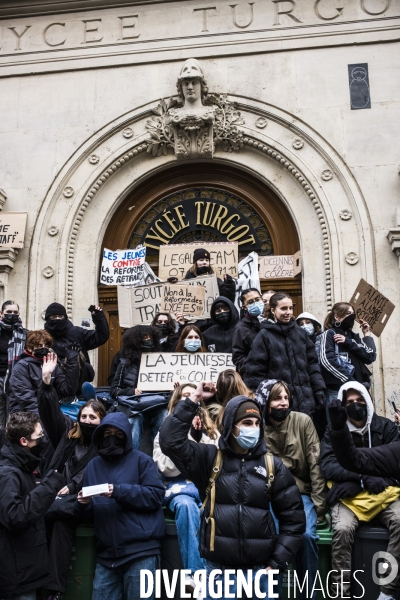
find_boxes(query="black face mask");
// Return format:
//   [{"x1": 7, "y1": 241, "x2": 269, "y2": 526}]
[
  {"x1": 141, "y1": 340, "x2": 155, "y2": 351},
  {"x1": 30, "y1": 436, "x2": 48, "y2": 457},
  {"x1": 80, "y1": 422, "x2": 97, "y2": 442},
  {"x1": 340, "y1": 314, "x2": 355, "y2": 330},
  {"x1": 215, "y1": 312, "x2": 230, "y2": 325},
  {"x1": 196, "y1": 266, "x2": 210, "y2": 275},
  {"x1": 45, "y1": 318, "x2": 69, "y2": 337},
  {"x1": 2, "y1": 314, "x2": 20, "y2": 326},
  {"x1": 269, "y1": 408, "x2": 291, "y2": 422},
  {"x1": 33, "y1": 347, "x2": 50, "y2": 359},
  {"x1": 97, "y1": 434, "x2": 125, "y2": 458},
  {"x1": 157, "y1": 324, "x2": 169, "y2": 336},
  {"x1": 347, "y1": 402, "x2": 367, "y2": 422}
]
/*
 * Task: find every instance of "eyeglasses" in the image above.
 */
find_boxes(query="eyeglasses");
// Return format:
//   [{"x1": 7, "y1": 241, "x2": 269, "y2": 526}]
[
  {"x1": 48, "y1": 315, "x2": 66, "y2": 320},
  {"x1": 245, "y1": 298, "x2": 262, "y2": 305}
]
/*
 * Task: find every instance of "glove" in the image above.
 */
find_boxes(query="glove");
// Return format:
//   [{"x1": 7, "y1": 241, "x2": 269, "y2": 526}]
[
  {"x1": 326, "y1": 481, "x2": 362, "y2": 505},
  {"x1": 314, "y1": 391, "x2": 326, "y2": 411},
  {"x1": 224, "y1": 274, "x2": 234, "y2": 283},
  {"x1": 67, "y1": 343, "x2": 81, "y2": 356},
  {"x1": 362, "y1": 476, "x2": 388, "y2": 495},
  {"x1": 328, "y1": 399, "x2": 348, "y2": 430}
]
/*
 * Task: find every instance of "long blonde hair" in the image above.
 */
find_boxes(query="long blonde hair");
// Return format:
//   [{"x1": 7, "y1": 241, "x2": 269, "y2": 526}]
[
  {"x1": 169, "y1": 383, "x2": 218, "y2": 440},
  {"x1": 215, "y1": 370, "x2": 254, "y2": 430},
  {"x1": 68, "y1": 400, "x2": 106, "y2": 443}
]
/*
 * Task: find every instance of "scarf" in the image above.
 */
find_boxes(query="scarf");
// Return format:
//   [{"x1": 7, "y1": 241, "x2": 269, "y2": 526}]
[{"x1": 0, "y1": 320, "x2": 27, "y2": 380}]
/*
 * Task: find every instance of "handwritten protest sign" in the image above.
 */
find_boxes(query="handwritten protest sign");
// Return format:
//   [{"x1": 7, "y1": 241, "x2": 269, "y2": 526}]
[
  {"x1": 175, "y1": 274, "x2": 219, "y2": 320},
  {"x1": 159, "y1": 242, "x2": 238, "y2": 280},
  {"x1": 349, "y1": 279, "x2": 395, "y2": 337},
  {"x1": 100, "y1": 245, "x2": 146, "y2": 286},
  {"x1": 118, "y1": 283, "x2": 163, "y2": 327},
  {"x1": 235, "y1": 252, "x2": 260, "y2": 311},
  {"x1": 161, "y1": 284, "x2": 205, "y2": 317},
  {"x1": 258, "y1": 252, "x2": 301, "y2": 279},
  {"x1": 0, "y1": 213, "x2": 27, "y2": 248},
  {"x1": 138, "y1": 352, "x2": 235, "y2": 391}
]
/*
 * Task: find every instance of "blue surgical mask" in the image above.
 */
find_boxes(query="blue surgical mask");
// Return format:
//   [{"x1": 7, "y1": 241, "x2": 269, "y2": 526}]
[
  {"x1": 301, "y1": 323, "x2": 315, "y2": 336},
  {"x1": 184, "y1": 339, "x2": 201, "y2": 352},
  {"x1": 233, "y1": 426, "x2": 260, "y2": 450},
  {"x1": 247, "y1": 301, "x2": 264, "y2": 317}
]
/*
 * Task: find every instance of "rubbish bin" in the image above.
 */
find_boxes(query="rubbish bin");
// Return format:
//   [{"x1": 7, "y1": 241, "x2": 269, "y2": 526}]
[{"x1": 64, "y1": 525, "x2": 97, "y2": 600}]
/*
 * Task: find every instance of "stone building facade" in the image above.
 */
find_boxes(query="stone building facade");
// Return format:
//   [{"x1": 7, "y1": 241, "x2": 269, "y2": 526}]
[{"x1": 0, "y1": 0, "x2": 399, "y2": 409}]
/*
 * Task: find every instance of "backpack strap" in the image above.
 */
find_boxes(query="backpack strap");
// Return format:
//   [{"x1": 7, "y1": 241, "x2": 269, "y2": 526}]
[
  {"x1": 264, "y1": 452, "x2": 275, "y2": 490},
  {"x1": 201, "y1": 449, "x2": 223, "y2": 552}
]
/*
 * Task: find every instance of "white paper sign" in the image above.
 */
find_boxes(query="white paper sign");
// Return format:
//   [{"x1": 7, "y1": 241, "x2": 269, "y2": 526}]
[
  {"x1": 138, "y1": 352, "x2": 235, "y2": 391},
  {"x1": 100, "y1": 245, "x2": 146, "y2": 286},
  {"x1": 235, "y1": 252, "x2": 260, "y2": 311},
  {"x1": 0, "y1": 212, "x2": 27, "y2": 248},
  {"x1": 82, "y1": 483, "x2": 109, "y2": 497}
]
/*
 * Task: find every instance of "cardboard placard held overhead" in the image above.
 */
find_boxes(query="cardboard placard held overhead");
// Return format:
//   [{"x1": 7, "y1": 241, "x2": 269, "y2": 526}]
[
  {"x1": 175, "y1": 274, "x2": 219, "y2": 320},
  {"x1": 158, "y1": 242, "x2": 239, "y2": 280},
  {"x1": 118, "y1": 283, "x2": 164, "y2": 327},
  {"x1": 258, "y1": 252, "x2": 301, "y2": 279},
  {"x1": 349, "y1": 279, "x2": 395, "y2": 337},
  {"x1": 138, "y1": 352, "x2": 235, "y2": 391},
  {"x1": 0, "y1": 212, "x2": 27, "y2": 248},
  {"x1": 161, "y1": 283, "x2": 205, "y2": 317}
]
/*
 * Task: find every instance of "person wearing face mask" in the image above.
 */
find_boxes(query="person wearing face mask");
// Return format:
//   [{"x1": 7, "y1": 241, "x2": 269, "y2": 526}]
[
  {"x1": 258, "y1": 379, "x2": 326, "y2": 600},
  {"x1": 0, "y1": 411, "x2": 66, "y2": 600},
  {"x1": 8, "y1": 330, "x2": 79, "y2": 415},
  {"x1": 318, "y1": 302, "x2": 376, "y2": 408},
  {"x1": 110, "y1": 325, "x2": 166, "y2": 451},
  {"x1": 295, "y1": 312, "x2": 322, "y2": 344},
  {"x1": 44, "y1": 302, "x2": 110, "y2": 394},
  {"x1": 184, "y1": 248, "x2": 236, "y2": 303},
  {"x1": 34, "y1": 352, "x2": 106, "y2": 600},
  {"x1": 245, "y1": 293, "x2": 326, "y2": 416},
  {"x1": 77, "y1": 412, "x2": 165, "y2": 600},
  {"x1": 202, "y1": 297, "x2": 239, "y2": 353},
  {"x1": 320, "y1": 382, "x2": 400, "y2": 600},
  {"x1": 175, "y1": 325, "x2": 207, "y2": 353},
  {"x1": 151, "y1": 312, "x2": 183, "y2": 352},
  {"x1": 232, "y1": 288, "x2": 263, "y2": 377},
  {"x1": 159, "y1": 382, "x2": 305, "y2": 599}
]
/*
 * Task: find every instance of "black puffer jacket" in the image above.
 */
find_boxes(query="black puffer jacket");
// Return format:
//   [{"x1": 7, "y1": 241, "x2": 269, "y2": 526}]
[
  {"x1": 244, "y1": 320, "x2": 326, "y2": 415},
  {"x1": 110, "y1": 358, "x2": 140, "y2": 399},
  {"x1": 8, "y1": 352, "x2": 79, "y2": 415},
  {"x1": 203, "y1": 296, "x2": 239, "y2": 353},
  {"x1": 0, "y1": 443, "x2": 65, "y2": 598},
  {"x1": 232, "y1": 314, "x2": 261, "y2": 376},
  {"x1": 159, "y1": 395, "x2": 305, "y2": 569},
  {"x1": 184, "y1": 270, "x2": 236, "y2": 304}
]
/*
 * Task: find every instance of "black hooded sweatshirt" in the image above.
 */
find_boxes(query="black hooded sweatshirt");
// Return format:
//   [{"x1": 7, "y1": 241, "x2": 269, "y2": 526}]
[
  {"x1": 203, "y1": 296, "x2": 239, "y2": 353},
  {"x1": 159, "y1": 395, "x2": 305, "y2": 569}
]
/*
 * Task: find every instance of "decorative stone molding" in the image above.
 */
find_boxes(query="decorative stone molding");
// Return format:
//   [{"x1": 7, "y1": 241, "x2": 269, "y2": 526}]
[
  {"x1": 345, "y1": 252, "x2": 359, "y2": 265},
  {"x1": 0, "y1": 248, "x2": 18, "y2": 305},
  {"x1": 387, "y1": 229, "x2": 400, "y2": 268},
  {"x1": 0, "y1": 189, "x2": 7, "y2": 210},
  {"x1": 42, "y1": 266, "x2": 54, "y2": 278},
  {"x1": 89, "y1": 154, "x2": 100, "y2": 164},
  {"x1": 339, "y1": 208, "x2": 352, "y2": 220},
  {"x1": 47, "y1": 225, "x2": 59, "y2": 236},
  {"x1": 255, "y1": 117, "x2": 268, "y2": 129},
  {"x1": 63, "y1": 186, "x2": 74, "y2": 198},
  {"x1": 122, "y1": 128, "x2": 134, "y2": 139},
  {"x1": 321, "y1": 169, "x2": 333, "y2": 181},
  {"x1": 292, "y1": 139, "x2": 304, "y2": 150}
]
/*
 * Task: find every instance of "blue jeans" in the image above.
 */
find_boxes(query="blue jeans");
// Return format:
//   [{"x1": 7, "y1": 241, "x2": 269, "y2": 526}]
[
  {"x1": 92, "y1": 555, "x2": 160, "y2": 600},
  {"x1": 129, "y1": 407, "x2": 167, "y2": 450},
  {"x1": 273, "y1": 495, "x2": 319, "y2": 600},
  {"x1": 205, "y1": 562, "x2": 278, "y2": 600},
  {"x1": 168, "y1": 494, "x2": 205, "y2": 574}
]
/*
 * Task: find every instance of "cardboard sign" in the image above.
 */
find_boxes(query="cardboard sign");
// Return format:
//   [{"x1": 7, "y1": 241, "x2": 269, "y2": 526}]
[
  {"x1": 138, "y1": 352, "x2": 235, "y2": 391},
  {"x1": 118, "y1": 282, "x2": 164, "y2": 327},
  {"x1": 349, "y1": 279, "x2": 395, "y2": 337},
  {"x1": 175, "y1": 274, "x2": 219, "y2": 320},
  {"x1": 100, "y1": 246, "x2": 146, "y2": 286},
  {"x1": 0, "y1": 212, "x2": 27, "y2": 248},
  {"x1": 161, "y1": 283, "x2": 205, "y2": 317},
  {"x1": 158, "y1": 242, "x2": 238, "y2": 280},
  {"x1": 258, "y1": 252, "x2": 301, "y2": 279}
]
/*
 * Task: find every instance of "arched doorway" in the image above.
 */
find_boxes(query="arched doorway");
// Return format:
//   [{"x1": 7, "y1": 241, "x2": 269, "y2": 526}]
[{"x1": 97, "y1": 162, "x2": 301, "y2": 384}]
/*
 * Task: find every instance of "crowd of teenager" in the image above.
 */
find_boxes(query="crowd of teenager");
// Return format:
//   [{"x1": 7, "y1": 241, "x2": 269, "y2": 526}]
[{"x1": 0, "y1": 247, "x2": 399, "y2": 600}]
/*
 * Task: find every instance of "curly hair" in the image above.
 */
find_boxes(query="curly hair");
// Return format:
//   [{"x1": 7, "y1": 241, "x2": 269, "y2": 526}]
[
  {"x1": 6, "y1": 411, "x2": 40, "y2": 443},
  {"x1": 168, "y1": 383, "x2": 218, "y2": 440},
  {"x1": 151, "y1": 312, "x2": 176, "y2": 341},
  {"x1": 68, "y1": 400, "x2": 106, "y2": 443},
  {"x1": 175, "y1": 325, "x2": 207, "y2": 353},
  {"x1": 121, "y1": 325, "x2": 160, "y2": 364},
  {"x1": 26, "y1": 329, "x2": 53, "y2": 351}
]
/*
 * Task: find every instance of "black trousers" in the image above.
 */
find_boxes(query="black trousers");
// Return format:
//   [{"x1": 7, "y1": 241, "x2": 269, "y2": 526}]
[{"x1": 46, "y1": 518, "x2": 78, "y2": 593}]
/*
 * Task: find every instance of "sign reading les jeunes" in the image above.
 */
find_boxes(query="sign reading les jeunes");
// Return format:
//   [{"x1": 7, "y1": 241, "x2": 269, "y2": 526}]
[
  {"x1": 138, "y1": 353, "x2": 234, "y2": 391},
  {"x1": 258, "y1": 251, "x2": 301, "y2": 279},
  {"x1": 159, "y1": 242, "x2": 238, "y2": 280},
  {"x1": 0, "y1": 213, "x2": 27, "y2": 248},
  {"x1": 349, "y1": 279, "x2": 395, "y2": 337},
  {"x1": 101, "y1": 246, "x2": 146, "y2": 286},
  {"x1": 161, "y1": 284, "x2": 205, "y2": 317}
]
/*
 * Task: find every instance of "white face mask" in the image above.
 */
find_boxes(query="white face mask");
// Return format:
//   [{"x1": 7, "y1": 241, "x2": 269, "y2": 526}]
[{"x1": 301, "y1": 323, "x2": 315, "y2": 336}]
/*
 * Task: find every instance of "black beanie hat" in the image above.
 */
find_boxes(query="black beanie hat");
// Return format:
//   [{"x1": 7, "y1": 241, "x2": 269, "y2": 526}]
[
  {"x1": 193, "y1": 248, "x2": 210, "y2": 263},
  {"x1": 234, "y1": 400, "x2": 261, "y2": 423},
  {"x1": 45, "y1": 302, "x2": 67, "y2": 320}
]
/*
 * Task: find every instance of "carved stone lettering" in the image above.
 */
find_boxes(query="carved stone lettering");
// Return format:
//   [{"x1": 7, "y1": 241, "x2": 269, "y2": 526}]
[
  {"x1": 230, "y1": 3, "x2": 255, "y2": 29},
  {"x1": 118, "y1": 15, "x2": 140, "y2": 40},
  {"x1": 314, "y1": 0, "x2": 344, "y2": 21},
  {"x1": 360, "y1": 0, "x2": 391, "y2": 15},
  {"x1": 272, "y1": 0, "x2": 302, "y2": 25},
  {"x1": 82, "y1": 19, "x2": 103, "y2": 44},
  {"x1": 43, "y1": 22, "x2": 66, "y2": 47},
  {"x1": 193, "y1": 7, "x2": 217, "y2": 32},
  {"x1": 8, "y1": 25, "x2": 31, "y2": 51}
]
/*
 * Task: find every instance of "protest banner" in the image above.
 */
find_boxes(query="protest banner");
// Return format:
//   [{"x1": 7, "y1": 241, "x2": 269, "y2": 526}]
[
  {"x1": 158, "y1": 242, "x2": 239, "y2": 280},
  {"x1": 349, "y1": 278, "x2": 395, "y2": 337},
  {"x1": 258, "y1": 251, "x2": 301, "y2": 279},
  {"x1": 161, "y1": 283, "x2": 205, "y2": 317},
  {"x1": 100, "y1": 245, "x2": 146, "y2": 286},
  {"x1": 118, "y1": 282, "x2": 164, "y2": 327},
  {"x1": 0, "y1": 212, "x2": 27, "y2": 248},
  {"x1": 138, "y1": 352, "x2": 235, "y2": 391},
  {"x1": 235, "y1": 251, "x2": 260, "y2": 311},
  {"x1": 175, "y1": 274, "x2": 219, "y2": 320}
]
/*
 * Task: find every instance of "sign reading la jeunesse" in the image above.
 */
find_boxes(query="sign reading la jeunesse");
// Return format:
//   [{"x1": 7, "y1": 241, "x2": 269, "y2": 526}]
[{"x1": 138, "y1": 352, "x2": 235, "y2": 391}]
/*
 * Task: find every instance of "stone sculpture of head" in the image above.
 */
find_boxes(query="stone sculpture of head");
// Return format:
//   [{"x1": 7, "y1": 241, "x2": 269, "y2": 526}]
[{"x1": 176, "y1": 58, "x2": 209, "y2": 105}]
